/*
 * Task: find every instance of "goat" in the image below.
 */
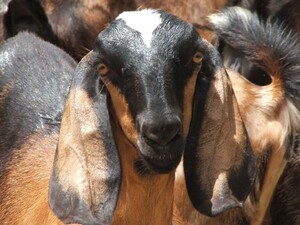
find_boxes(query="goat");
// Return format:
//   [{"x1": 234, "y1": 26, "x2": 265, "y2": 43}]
[
  {"x1": 0, "y1": 9, "x2": 252, "y2": 225},
  {"x1": 173, "y1": 7, "x2": 300, "y2": 225}
]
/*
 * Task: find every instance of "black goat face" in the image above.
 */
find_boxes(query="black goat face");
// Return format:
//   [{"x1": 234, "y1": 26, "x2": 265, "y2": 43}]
[{"x1": 93, "y1": 9, "x2": 202, "y2": 173}]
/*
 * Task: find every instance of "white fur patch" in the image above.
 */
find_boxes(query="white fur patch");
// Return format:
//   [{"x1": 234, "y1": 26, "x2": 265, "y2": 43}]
[
  {"x1": 208, "y1": 13, "x2": 230, "y2": 29},
  {"x1": 0, "y1": 51, "x2": 12, "y2": 69},
  {"x1": 209, "y1": 6, "x2": 252, "y2": 29},
  {"x1": 117, "y1": 9, "x2": 162, "y2": 48},
  {"x1": 0, "y1": 2, "x2": 8, "y2": 15}
]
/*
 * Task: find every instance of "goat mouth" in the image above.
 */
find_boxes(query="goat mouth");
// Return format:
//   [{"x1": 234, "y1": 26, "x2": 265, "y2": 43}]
[
  {"x1": 141, "y1": 154, "x2": 182, "y2": 173},
  {"x1": 137, "y1": 135, "x2": 184, "y2": 174}
]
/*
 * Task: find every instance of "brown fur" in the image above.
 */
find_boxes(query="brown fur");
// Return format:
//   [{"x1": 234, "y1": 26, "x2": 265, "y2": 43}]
[
  {"x1": 183, "y1": 69, "x2": 199, "y2": 136},
  {"x1": 40, "y1": 0, "x2": 137, "y2": 60},
  {"x1": 110, "y1": 118, "x2": 175, "y2": 225},
  {"x1": 0, "y1": 132, "x2": 63, "y2": 225},
  {"x1": 102, "y1": 77, "x2": 138, "y2": 144},
  {"x1": 42, "y1": 0, "x2": 229, "y2": 57},
  {"x1": 53, "y1": 87, "x2": 110, "y2": 204},
  {"x1": 0, "y1": 80, "x2": 14, "y2": 105},
  {"x1": 0, "y1": 132, "x2": 82, "y2": 225},
  {"x1": 2, "y1": 0, "x2": 228, "y2": 57},
  {"x1": 229, "y1": 69, "x2": 299, "y2": 224}
]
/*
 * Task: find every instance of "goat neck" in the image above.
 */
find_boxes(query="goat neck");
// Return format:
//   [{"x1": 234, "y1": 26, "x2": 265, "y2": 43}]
[{"x1": 110, "y1": 111, "x2": 174, "y2": 225}]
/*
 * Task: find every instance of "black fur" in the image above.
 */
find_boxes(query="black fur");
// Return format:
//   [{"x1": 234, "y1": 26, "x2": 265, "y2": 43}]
[
  {"x1": 4, "y1": 0, "x2": 59, "y2": 44},
  {"x1": 271, "y1": 0, "x2": 300, "y2": 33}
]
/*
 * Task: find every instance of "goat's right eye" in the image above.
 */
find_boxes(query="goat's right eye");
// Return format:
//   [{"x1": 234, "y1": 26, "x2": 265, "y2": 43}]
[{"x1": 99, "y1": 63, "x2": 109, "y2": 76}]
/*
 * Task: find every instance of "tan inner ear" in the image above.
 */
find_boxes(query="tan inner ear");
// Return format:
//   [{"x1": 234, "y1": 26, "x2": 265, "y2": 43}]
[
  {"x1": 56, "y1": 87, "x2": 109, "y2": 200},
  {"x1": 202, "y1": 70, "x2": 247, "y2": 200},
  {"x1": 102, "y1": 77, "x2": 138, "y2": 145}
]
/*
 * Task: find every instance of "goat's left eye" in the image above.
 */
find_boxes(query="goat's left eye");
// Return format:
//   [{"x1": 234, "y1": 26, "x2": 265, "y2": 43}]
[
  {"x1": 99, "y1": 63, "x2": 109, "y2": 76},
  {"x1": 193, "y1": 52, "x2": 203, "y2": 64}
]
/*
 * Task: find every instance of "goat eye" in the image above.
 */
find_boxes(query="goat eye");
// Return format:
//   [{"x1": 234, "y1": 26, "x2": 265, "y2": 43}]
[
  {"x1": 193, "y1": 52, "x2": 203, "y2": 64},
  {"x1": 99, "y1": 63, "x2": 109, "y2": 76}
]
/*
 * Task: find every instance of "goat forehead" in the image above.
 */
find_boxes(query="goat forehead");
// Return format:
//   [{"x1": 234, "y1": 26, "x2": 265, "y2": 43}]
[
  {"x1": 113, "y1": 9, "x2": 195, "y2": 49},
  {"x1": 95, "y1": 10, "x2": 198, "y2": 72},
  {"x1": 116, "y1": 9, "x2": 162, "y2": 48}
]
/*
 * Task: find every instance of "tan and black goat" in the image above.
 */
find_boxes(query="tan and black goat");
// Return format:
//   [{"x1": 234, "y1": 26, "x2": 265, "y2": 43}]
[
  {"x1": 173, "y1": 6, "x2": 300, "y2": 225},
  {"x1": 0, "y1": 9, "x2": 253, "y2": 225}
]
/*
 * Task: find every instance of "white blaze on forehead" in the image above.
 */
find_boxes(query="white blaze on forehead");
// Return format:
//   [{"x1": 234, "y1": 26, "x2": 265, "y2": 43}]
[{"x1": 117, "y1": 9, "x2": 162, "y2": 48}]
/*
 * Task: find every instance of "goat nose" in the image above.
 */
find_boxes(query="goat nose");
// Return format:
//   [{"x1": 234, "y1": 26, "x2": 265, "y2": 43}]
[{"x1": 142, "y1": 117, "x2": 181, "y2": 146}]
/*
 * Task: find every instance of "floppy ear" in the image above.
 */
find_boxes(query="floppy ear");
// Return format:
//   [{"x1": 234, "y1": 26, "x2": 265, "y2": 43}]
[
  {"x1": 184, "y1": 40, "x2": 256, "y2": 217},
  {"x1": 49, "y1": 51, "x2": 121, "y2": 225}
]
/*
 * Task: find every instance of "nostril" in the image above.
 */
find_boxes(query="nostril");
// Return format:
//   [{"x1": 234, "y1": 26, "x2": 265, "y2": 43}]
[{"x1": 142, "y1": 118, "x2": 181, "y2": 146}]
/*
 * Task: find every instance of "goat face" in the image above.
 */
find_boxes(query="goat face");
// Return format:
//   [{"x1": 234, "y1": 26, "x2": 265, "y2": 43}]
[
  {"x1": 92, "y1": 9, "x2": 203, "y2": 173},
  {"x1": 50, "y1": 9, "x2": 254, "y2": 224}
]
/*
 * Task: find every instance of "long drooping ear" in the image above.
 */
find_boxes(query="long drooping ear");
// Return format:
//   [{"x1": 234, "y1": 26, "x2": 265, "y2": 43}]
[
  {"x1": 49, "y1": 51, "x2": 121, "y2": 225},
  {"x1": 184, "y1": 40, "x2": 256, "y2": 217}
]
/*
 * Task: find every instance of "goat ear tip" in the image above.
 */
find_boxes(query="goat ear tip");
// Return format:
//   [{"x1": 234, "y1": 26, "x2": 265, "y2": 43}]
[
  {"x1": 210, "y1": 198, "x2": 243, "y2": 216},
  {"x1": 191, "y1": 195, "x2": 243, "y2": 217},
  {"x1": 208, "y1": 12, "x2": 228, "y2": 29}
]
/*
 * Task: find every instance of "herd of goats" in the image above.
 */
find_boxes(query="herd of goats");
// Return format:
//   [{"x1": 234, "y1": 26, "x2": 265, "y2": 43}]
[{"x1": 0, "y1": 0, "x2": 300, "y2": 225}]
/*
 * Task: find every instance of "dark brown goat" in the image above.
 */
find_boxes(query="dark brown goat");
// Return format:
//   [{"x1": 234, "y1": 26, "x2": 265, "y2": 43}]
[{"x1": 173, "y1": 7, "x2": 300, "y2": 225}]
